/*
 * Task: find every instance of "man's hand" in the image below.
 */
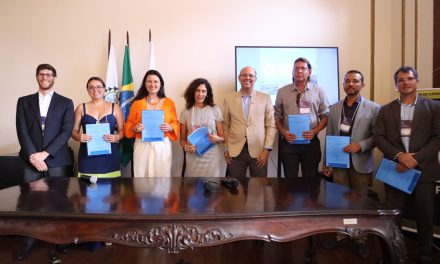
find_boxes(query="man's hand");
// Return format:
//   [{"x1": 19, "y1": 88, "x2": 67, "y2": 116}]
[
  {"x1": 29, "y1": 151, "x2": 49, "y2": 164},
  {"x1": 396, "y1": 163, "x2": 410, "y2": 173},
  {"x1": 32, "y1": 160, "x2": 48, "y2": 172},
  {"x1": 224, "y1": 151, "x2": 233, "y2": 165},
  {"x1": 302, "y1": 130, "x2": 316, "y2": 140},
  {"x1": 283, "y1": 130, "x2": 296, "y2": 143},
  {"x1": 256, "y1": 149, "x2": 269, "y2": 168},
  {"x1": 343, "y1": 142, "x2": 361, "y2": 153},
  {"x1": 396, "y1": 152, "x2": 418, "y2": 169}
]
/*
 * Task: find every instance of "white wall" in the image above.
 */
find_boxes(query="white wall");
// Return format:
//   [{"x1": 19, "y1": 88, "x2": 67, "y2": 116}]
[{"x1": 0, "y1": 0, "x2": 433, "y2": 176}]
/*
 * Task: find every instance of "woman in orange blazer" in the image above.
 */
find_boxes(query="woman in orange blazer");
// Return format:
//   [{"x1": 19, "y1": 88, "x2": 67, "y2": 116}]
[{"x1": 124, "y1": 70, "x2": 179, "y2": 177}]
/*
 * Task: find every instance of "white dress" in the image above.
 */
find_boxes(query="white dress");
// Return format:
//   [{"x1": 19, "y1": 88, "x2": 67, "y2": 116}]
[{"x1": 180, "y1": 105, "x2": 225, "y2": 177}]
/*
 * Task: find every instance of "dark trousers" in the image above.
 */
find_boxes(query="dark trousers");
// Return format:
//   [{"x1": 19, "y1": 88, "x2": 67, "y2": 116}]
[
  {"x1": 23, "y1": 162, "x2": 71, "y2": 183},
  {"x1": 279, "y1": 136, "x2": 321, "y2": 178},
  {"x1": 228, "y1": 143, "x2": 267, "y2": 178},
  {"x1": 385, "y1": 182, "x2": 436, "y2": 259}
]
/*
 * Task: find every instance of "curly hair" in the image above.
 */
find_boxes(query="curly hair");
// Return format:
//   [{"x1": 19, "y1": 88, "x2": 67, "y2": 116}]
[{"x1": 183, "y1": 78, "x2": 215, "y2": 109}]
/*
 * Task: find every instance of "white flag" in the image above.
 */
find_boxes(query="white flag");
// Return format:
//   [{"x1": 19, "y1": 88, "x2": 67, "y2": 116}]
[
  {"x1": 148, "y1": 41, "x2": 156, "y2": 70},
  {"x1": 105, "y1": 43, "x2": 119, "y2": 103}
]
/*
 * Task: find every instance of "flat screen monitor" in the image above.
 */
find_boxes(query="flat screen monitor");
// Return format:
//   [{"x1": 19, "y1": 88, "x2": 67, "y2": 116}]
[{"x1": 235, "y1": 46, "x2": 340, "y2": 105}]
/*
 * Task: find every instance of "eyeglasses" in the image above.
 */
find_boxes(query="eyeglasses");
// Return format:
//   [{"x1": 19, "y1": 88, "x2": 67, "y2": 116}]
[
  {"x1": 88, "y1": 85, "x2": 105, "y2": 90},
  {"x1": 294, "y1": 67, "x2": 309, "y2": 72},
  {"x1": 239, "y1": 74, "x2": 256, "y2": 78},
  {"x1": 396, "y1": 77, "x2": 417, "y2": 83},
  {"x1": 38, "y1": 73, "x2": 54, "y2": 78}
]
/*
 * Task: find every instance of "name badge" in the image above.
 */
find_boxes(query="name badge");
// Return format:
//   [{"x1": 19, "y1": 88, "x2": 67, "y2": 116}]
[
  {"x1": 339, "y1": 117, "x2": 353, "y2": 134},
  {"x1": 400, "y1": 120, "x2": 411, "y2": 137},
  {"x1": 299, "y1": 100, "x2": 311, "y2": 114}
]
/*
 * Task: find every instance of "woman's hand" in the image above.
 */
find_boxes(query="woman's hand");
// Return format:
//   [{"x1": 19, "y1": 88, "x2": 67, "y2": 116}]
[
  {"x1": 133, "y1": 123, "x2": 144, "y2": 133},
  {"x1": 160, "y1": 123, "x2": 173, "y2": 132},
  {"x1": 103, "y1": 134, "x2": 119, "y2": 143},
  {"x1": 80, "y1": 133, "x2": 92, "y2": 143}
]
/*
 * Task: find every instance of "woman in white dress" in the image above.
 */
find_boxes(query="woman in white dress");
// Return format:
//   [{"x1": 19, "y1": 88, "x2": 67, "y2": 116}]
[{"x1": 180, "y1": 78, "x2": 225, "y2": 177}]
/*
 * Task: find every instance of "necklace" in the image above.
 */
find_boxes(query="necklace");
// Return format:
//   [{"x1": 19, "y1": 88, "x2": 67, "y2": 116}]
[
  {"x1": 146, "y1": 96, "x2": 162, "y2": 110},
  {"x1": 91, "y1": 101, "x2": 107, "y2": 123}
]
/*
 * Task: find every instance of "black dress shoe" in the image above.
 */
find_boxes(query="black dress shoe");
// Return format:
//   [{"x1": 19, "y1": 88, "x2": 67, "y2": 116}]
[{"x1": 15, "y1": 237, "x2": 36, "y2": 261}]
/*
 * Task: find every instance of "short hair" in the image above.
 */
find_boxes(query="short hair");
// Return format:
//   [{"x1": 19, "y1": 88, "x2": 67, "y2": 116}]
[
  {"x1": 393, "y1": 66, "x2": 419, "y2": 84},
  {"x1": 292, "y1": 57, "x2": 312, "y2": 82},
  {"x1": 294, "y1": 57, "x2": 312, "y2": 70},
  {"x1": 344, "y1": 70, "x2": 364, "y2": 83},
  {"x1": 36, "y1": 63, "x2": 57, "y2": 77},
  {"x1": 134, "y1": 70, "x2": 166, "y2": 101},
  {"x1": 183, "y1": 78, "x2": 215, "y2": 109},
  {"x1": 86, "y1": 77, "x2": 106, "y2": 88}
]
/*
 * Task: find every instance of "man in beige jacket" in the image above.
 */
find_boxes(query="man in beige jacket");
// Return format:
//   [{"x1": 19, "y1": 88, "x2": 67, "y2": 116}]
[{"x1": 223, "y1": 66, "x2": 276, "y2": 177}]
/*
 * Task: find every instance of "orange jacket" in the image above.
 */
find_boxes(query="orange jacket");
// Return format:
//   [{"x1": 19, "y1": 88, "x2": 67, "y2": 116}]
[{"x1": 124, "y1": 97, "x2": 179, "y2": 141}]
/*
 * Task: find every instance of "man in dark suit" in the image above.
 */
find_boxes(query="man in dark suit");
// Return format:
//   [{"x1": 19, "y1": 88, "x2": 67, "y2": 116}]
[
  {"x1": 374, "y1": 66, "x2": 440, "y2": 264},
  {"x1": 15, "y1": 63, "x2": 74, "y2": 262}
]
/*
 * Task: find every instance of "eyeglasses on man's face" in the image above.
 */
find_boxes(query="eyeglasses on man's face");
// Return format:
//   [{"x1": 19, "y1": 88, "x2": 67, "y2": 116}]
[{"x1": 37, "y1": 73, "x2": 54, "y2": 78}]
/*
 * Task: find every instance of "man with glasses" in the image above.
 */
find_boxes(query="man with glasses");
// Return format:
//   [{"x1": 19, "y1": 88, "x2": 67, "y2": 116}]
[
  {"x1": 15, "y1": 63, "x2": 74, "y2": 262},
  {"x1": 374, "y1": 66, "x2": 440, "y2": 264},
  {"x1": 274, "y1": 57, "x2": 329, "y2": 178},
  {"x1": 223, "y1": 66, "x2": 276, "y2": 177},
  {"x1": 321, "y1": 70, "x2": 380, "y2": 257}
]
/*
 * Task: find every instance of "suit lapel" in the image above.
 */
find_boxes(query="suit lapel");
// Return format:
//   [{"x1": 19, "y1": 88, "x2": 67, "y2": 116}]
[
  {"x1": 351, "y1": 99, "x2": 364, "y2": 136},
  {"x1": 409, "y1": 96, "x2": 423, "y2": 148},
  {"x1": 45, "y1": 92, "x2": 58, "y2": 128},
  {"x1": 410, "y1": 96, "x2": 423, "y2": 133},
  {"x1": 333, "y1": 101, "x2": 343, "y2": 135},
  {"x1": 31, "y1": 93, "x2": 41, "y2": 124},
  {"x1": 390, "y1": 100, "x2": 405, "y2": 148},
  {"x1": 235, "y1": 92, "x2": 246, "y2": 124}
]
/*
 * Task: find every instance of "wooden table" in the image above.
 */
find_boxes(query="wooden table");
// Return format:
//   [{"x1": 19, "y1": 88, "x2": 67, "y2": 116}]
[{"x1": 0, "y1": 177, "x2": 406, "y2": 263}]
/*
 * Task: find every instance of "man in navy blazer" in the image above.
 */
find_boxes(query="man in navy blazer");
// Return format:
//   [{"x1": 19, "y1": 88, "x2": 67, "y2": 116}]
[
  {"x1": 16, "y1": 63, "x2": 74, "y2": 181},
  {"x1": 374, "y1": 66, "x2": 440, "y2": 264},
  {"x1": 15, "y1": 63, "x2": 74, "y2": 261}
]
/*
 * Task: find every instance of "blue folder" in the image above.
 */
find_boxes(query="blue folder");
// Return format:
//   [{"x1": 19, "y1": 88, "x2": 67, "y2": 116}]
[
  {"x1": 142, "y1": 110, "x2": 164, "y2": 142},
  {"x1": 288, "y1": 114, "x2": 310, "y2": 144},
  {"x1": 375, "y1": 158, "x2": 421, "y2": 194},
  {"x1": 187, "y1": 127, "x2": 214, "y2": 156},
  {"x1": 325, "y1": 135, "x2": 350, "y2": 168},
  {"x1": 86, "y1": 123, "x2": 112, "y2": 156}
]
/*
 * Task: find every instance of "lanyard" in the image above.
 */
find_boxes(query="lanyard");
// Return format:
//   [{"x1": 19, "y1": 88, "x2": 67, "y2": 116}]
[{"x1": 341, "y1": 101, "x2": 360, "y2": 124}]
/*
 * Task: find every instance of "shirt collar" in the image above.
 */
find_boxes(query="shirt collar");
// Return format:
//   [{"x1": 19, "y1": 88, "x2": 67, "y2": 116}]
[
  {"x1": 293, "y1": 82, "x2": 311, "y2": 93},
  {"x1": 398, "y1": 94, "x2": 418, "y2": 106},
  {"x1": 38, "y1": 90, "x2": 54, "y2": 99},
  {"x1": 343, "y1": 95, "x2": 362, "y2": 106},
  {"x1": 240, "y1": 89, "x2": 254, "y2": 97}
]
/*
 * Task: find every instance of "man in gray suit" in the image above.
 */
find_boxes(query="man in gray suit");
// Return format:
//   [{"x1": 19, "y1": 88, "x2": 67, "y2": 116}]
[
  {"x1": 375, "y1": 66, "x2": 440, "y2": 264},
  {"x1": 322, "y1": 70, "x2": 380, "y2": 257},
  {"x1": 323, "y1": 70, "x2": 380, "y2": 192}
]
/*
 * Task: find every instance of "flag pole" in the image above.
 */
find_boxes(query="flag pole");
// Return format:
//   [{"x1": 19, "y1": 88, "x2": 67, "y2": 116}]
[
  {"x1": 126, "y1": 31, "x2": 129, "y2": 48},
  {"x1": 149, "y1": 29, "x2": 151, "y2": 42},
  {"x1": 108, "y1": 30, "x2": 111, "y2": 58}
]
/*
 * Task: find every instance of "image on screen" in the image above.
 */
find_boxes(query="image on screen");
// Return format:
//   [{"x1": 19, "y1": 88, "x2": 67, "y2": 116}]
[{"x1": 235, "y1": 46, "x2": 340, "y2": 105}]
